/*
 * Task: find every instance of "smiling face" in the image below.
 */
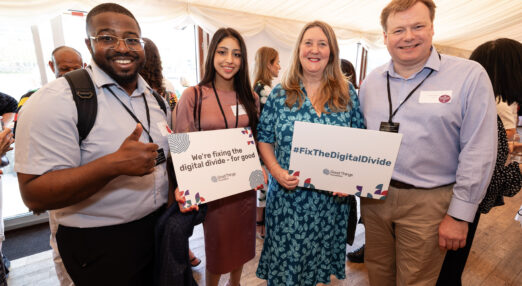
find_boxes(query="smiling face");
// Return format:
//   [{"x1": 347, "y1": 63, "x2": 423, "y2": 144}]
[
  {"x1": 384, "y1": 1, "x2": 434, "y2": 74},
  {"x1": 268, "y1": 55, "x2": 281, "y2": 78},
  {"x1": 85, "y1": 12, "x2": 144, "y2": 89},
  {"x1": 213, "y1": 36, "x2": 241, "y2": 84},
  {"x1": 299, "y1": 26, "x2": 330, "y2": 79}
]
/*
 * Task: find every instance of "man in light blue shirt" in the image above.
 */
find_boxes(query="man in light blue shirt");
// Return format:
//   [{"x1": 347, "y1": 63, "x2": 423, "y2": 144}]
[
  {"x1": 15, "y1": 3, "x2": 171, "y2": 285},
  {"x1": 358, "y1": 0, "x2": 497, "y2": 285}
]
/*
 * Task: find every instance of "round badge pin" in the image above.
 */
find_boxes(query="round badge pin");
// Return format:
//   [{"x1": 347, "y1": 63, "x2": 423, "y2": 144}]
[{"x1": 439, "y1": 94, "x2": 451, "y2": 103}]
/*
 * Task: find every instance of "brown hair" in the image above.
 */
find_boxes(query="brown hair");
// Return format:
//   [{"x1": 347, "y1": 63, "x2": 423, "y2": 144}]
[
  {"x1": 282, "y1": 21, "x2": 350, "y2": 113},
  {"x1": 341, "y1": 59, "x2": 358, "y2": 89},
  {"x1": 380, "y1": 0, "x2": 436, "y2": 32},
  {"x1": 253, "y1": 47, "x2": 279, "y2": 87},
  {"x1": 139, "y1": 38, "x2": 166, "y2": 97}
]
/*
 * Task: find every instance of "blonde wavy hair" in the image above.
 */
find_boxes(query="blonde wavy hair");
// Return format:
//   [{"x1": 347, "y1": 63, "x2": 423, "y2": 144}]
[{"x1": 282, "y1": 20, "x2": 350, "y2": 112}]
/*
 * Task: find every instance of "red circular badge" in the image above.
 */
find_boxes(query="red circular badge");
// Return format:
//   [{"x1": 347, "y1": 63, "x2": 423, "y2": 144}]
[{"x1": 439, "y1": 94, "x2": 451, "y2": 103}]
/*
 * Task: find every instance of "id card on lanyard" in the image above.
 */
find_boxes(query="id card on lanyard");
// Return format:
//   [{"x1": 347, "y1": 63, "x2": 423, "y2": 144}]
[{"x1": 380, "y1": 69, "x2": 435, "y2": 133}]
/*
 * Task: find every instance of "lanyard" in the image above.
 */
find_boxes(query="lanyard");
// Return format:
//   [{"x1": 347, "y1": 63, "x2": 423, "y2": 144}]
[
  {"x1": 105, "y1": 86, "x2": 154, "y2": 143},
  {"x1": 386, "y1": 52, "x2": 440, "y2": 123},
  {"x1": 212, "y1": 81, "x2": 238, "y2": 129},
  {"x1": 386, "y1": 69, "x2": 433, "y2": 123}
]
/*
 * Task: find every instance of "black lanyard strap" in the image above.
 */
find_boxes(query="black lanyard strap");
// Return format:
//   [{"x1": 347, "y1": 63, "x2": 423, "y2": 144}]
[
  {"x1": 386, "y1": 52, "x2": 441, "y2": 123},
  {"x1": 105, "y1": 86, "x2": 154, "y2": 143},
  {"x1": 386, "y1": 69, "x2": 434, "y2": 123},
  {"x1": 212, "y1": 81, "x2": 238, "y2": 129}
]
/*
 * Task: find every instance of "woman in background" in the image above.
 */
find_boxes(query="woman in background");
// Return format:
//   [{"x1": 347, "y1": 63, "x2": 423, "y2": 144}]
[
  {"x1": 252, "y1": 46, "x2": 280, "y2": 238},
  {"x1": 253, "y1": 46, "x2": 280, "y2": 109},
  {"x1": 173, "y1": 28, "x2": 259, "y2": 286},
  {"x1": 255, "y1": 21, "x2": 364, "y2": 285},
  {"x1": 341, "y1": 59, "x2": 358, "y2": 90},
  {"x1": 140, "y1": 38, "x2": 178, "y2": 111},
  {"x1": 437, "y1": 38, "x2": 522, "y2": 286}
]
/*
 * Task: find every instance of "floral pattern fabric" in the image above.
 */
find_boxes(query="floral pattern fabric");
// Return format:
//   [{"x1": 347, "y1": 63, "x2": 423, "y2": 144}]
[
  {"x1": 479, "y1": 116, "x2": 521, "y2": 213},
  {"x1": 256, "y1": 83, "x2": 365, "y2": 285},
  {"x1": 254, "y1": 81, "x2": 272, "y2": 111}
]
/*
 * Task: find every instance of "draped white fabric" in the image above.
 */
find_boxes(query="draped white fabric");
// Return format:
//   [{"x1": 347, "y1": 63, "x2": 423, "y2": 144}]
[{"x1": 1, "y1": 0, "x2": 521, "y2": 51}]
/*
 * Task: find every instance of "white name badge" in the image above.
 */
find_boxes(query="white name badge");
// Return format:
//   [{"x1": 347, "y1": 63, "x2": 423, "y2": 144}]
[
  {"x1": 168, "y1": 127, "x2": 263, "y2": 208},
  {"x1": 289, "y1": 121, "x2": 402, "y2": 200},
  {"x1": 419, "y1": 90, "x2": 453, "y2": 103},
  {"x1": 231, "y1": 104, "x2": 247, "y2": 116},
  {"x1": 157, "y1": 120, "x2": 172, "y2": 136}
]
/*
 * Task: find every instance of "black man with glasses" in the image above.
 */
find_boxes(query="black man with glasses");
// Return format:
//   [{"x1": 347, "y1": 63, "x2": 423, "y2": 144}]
[{"x1": 15, "y1": 3, "x2": 172, "y2": 285}]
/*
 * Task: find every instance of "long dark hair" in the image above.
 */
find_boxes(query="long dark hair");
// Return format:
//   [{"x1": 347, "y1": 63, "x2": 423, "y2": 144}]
[
  {"x1": 469, "y1": 38, "x2": 522, "y2": 105},
  {"x1": 199, "y1": 28, "x2": 258, "y2": 135}
]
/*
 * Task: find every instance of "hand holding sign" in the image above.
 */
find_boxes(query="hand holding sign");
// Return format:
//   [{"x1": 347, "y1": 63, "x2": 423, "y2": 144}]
[
  {"x1": 169, "y1": 127, "x2": 263, "y2": 206},
  {"x1": 289, "y1": 121, "x2": 402, "y2": 199},
  {"x1": 271, "y1": 164, "x2": 299, "y2": 190}
]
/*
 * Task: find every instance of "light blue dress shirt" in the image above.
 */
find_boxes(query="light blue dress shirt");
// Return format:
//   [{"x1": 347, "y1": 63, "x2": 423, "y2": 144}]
[
  {"x1": 359, "y1": 47, "x2": 497, "y2": 222},
  {"x1": 15, "y1": 62, "x2": 171, "y2": 227}
]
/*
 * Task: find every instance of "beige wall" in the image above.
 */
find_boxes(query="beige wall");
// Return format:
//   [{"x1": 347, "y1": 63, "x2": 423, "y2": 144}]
[{"x1": 435, "y1": 44, "x2": 472, "y2": 59}]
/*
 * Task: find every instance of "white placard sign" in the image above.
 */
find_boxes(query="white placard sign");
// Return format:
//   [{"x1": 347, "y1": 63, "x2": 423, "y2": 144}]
[
  {"x1": 288, "y1": 121, "x2": 403, "y2": 200},
  {"x1": 169, "y1": 127, "x2": 263, "y2": 207}
]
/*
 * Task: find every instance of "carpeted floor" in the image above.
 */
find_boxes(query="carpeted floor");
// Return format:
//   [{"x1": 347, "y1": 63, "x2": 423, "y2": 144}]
[{"x1": 3, "y1": 223, "x2": 51, "y2": 260}]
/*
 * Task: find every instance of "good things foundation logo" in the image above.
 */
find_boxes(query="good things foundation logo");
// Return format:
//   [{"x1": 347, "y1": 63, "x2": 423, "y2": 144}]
[{"x1": 323, "y1": 168, "x2": 353, "y2": 178}]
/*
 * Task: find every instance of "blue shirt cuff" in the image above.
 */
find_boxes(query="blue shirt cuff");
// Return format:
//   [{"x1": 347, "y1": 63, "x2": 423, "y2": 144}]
[{"x1": 447, "y1": 197, "x2": 478, "y2": 222}]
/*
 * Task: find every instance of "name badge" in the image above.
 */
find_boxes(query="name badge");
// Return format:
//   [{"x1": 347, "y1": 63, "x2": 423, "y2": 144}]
[
  {"x1": 419, "y1": 90, "x2": 453, "y2": 103},
  {"x1": 380, "y1": 121, "x2": 400, "y2": 133},
  {"x1": 156, "y1": 120, "x2": 172, "y2": 136},
  {"x1": 155, "y1": 148, "x2": 167, "y2": 166},
  {"x1": 231, "y1": 104, "x2": 247, "y2": 116}
]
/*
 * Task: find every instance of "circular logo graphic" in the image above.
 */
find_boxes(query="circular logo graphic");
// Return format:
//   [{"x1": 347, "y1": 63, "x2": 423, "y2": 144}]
[
  {"x1": 249, "y1": 170, "x2": 264, "y2": 189},
  {"x1": 439, "y1": 94, "x2": 451, "y2": 103},
  {"x1": 323, "y1": 168, "x2": 330, "y2": 175},
  {"x1": 211, "y1": 176, "x2": 217, "y2": 183},
  {"x1": 169, "y1": 133, "x2": 190, "y2": 153}
]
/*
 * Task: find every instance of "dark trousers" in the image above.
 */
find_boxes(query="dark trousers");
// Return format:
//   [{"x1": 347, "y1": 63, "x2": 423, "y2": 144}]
[
  {"x1": 56, "y1": 207, "x2": 164, "y2": 286},
  {"x1": 437, "y1": 210, "x2": 481, "y2": 286}
]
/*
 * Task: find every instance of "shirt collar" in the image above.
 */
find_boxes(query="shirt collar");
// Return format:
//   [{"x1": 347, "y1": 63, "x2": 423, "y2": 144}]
[
  {"x1": 88, "y1": 61, "x2": 151, "y2": 96},
  {"x1": 384, "y1": 46, "x2": 441, "y2": 79}
]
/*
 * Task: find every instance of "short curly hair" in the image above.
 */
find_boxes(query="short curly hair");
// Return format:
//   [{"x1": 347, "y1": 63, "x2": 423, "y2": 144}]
[{"x1": 86, "y1": 3, "x2": 140, "y2": 36}]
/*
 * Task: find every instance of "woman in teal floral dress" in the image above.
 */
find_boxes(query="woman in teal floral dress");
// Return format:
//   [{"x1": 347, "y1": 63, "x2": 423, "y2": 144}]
[{"x1": 255, "y1": 21, "x2": 365, "y2": 285}]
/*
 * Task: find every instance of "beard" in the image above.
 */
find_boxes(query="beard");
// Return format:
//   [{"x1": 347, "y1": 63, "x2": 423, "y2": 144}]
[{"x1": 94, "y1": 51, "x2": 145, "y2": 87}]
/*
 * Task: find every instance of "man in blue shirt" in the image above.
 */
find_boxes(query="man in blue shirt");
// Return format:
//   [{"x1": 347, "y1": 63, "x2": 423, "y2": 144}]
[
  {"x1": 15, "y1": 3, "x2": 171, "y2": 285},
  {"x1": 359, "y1": 0, "x2": 497, "y2": 285}
]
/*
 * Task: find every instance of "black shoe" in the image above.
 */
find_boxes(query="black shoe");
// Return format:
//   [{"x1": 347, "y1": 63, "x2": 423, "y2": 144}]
[{"x1": 347, "y1": 245, "x2": 365, "y2": 263}]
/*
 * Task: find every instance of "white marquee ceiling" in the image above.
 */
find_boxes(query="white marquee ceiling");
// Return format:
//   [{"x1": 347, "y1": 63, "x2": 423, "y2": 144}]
[{"x1": 1, "y1": 0, "x2": 521, "y2": 51}]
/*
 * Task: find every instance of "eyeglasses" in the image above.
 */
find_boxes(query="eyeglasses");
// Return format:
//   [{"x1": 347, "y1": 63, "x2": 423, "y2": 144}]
[{"x1": 89, "y1": 35, "x2": 144, "y2": 51}]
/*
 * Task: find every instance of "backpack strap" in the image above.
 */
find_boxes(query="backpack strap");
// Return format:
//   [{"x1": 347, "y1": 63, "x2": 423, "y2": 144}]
[
  {"x1": 64, "y1": 69, "x2": 97, "y2": 144},
  {"x1": 151, "y1": 89, "x2": 167, "y2": 115},
  {"x1": 64, "y1": 69, "x2": 167, "y2": 144}
]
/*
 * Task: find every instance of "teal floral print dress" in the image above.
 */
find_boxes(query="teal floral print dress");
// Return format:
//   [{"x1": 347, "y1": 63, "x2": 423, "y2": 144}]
[{"x1": 256, "y1": 83, "x2": 365, "y2": 285}]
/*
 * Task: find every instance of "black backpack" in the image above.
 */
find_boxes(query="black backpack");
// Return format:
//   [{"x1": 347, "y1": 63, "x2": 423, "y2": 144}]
[{"x1": 63, "y1": 69, "x2": 167, "y2": 143}]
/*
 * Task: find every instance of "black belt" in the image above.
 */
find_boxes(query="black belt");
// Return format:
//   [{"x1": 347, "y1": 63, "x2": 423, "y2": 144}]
[
  {"x1": 389, "y1": 180, "x2": 455, "y2": 190},
  {"x1": 390, "y1": 179, "x2": 416, "y2": 189}
]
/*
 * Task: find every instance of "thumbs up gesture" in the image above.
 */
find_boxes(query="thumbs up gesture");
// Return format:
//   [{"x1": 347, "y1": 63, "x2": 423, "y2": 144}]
[{"x1": 112, "y1": 124, "x2": 159, "y2": 176}]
